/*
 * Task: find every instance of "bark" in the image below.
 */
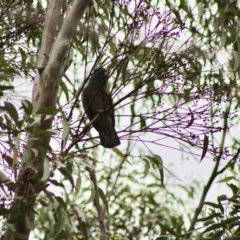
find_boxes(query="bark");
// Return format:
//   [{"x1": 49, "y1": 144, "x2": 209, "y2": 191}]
[{"x1": 4, "y1": 0, "x2": 90, "y2": 239}]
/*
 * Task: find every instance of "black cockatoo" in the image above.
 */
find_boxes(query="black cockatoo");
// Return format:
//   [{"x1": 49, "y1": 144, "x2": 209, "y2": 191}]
[{"x1": 81, "y1": 67, "x2": 120, "y2": 148}]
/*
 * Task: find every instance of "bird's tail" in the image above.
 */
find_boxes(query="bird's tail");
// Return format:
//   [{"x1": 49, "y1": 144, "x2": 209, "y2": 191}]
[{"x1": 99, "y1": 130, "x2": 120, "y2": 148}]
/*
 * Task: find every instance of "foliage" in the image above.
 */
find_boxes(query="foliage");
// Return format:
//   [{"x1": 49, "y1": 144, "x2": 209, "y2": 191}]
[{"x1": 0, "y1": 0, "x2": 240, "y2": 239}]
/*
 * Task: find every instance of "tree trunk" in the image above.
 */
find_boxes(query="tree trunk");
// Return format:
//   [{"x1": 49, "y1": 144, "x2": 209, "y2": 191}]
[{"x1": 4, "y1": 0, "x2": 90, "y2": 239}]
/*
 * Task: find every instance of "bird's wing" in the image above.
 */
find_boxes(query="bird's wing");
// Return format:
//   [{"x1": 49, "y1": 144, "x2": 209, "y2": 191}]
[
  {"x1": 82, "y1": 86, "x2": 107, "y2": 120},
  {"x1": 82, "y1": 87, "x2": 98, "y2": 121},
  {"x1": 82, "y1": 86, "x2": 116, "y2": 133},
  {"x1": 104, "y1": 87, "x2": 115, "y2": 128}
]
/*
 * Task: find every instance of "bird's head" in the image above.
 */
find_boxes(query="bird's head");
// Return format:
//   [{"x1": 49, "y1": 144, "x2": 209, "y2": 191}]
[{"x1": 88, "y1": 67, "x2": 108, "y2": 87}]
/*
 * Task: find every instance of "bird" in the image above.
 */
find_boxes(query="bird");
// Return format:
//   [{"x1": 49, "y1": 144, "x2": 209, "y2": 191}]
[{"x1": 81, "y1": 67, "x2": 121, "y2": 148}]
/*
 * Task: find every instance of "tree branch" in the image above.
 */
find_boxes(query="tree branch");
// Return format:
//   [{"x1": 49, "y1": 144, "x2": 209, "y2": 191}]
[
  {"x1": 37, "y1": 0, "x2": 62, "y2": 72},
  {"x1": 87, "y1": 166, "x2": 107, "y2": 240},
  {"x1": 185, "y1": 104, "x2": 231, "y2": 239},
  {"x1": 4, "y1": 0, "x2": 91, "y2": 239}
]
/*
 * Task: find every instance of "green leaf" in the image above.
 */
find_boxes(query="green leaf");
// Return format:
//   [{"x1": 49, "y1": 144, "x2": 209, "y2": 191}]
[
  {"x1": 73, "y1": 205, "x2": 86, "y2": 222},
  {"x1": 22, "y1": 149, "x2": 32, "y2": 163},
  {"x1": 201, "y1": 223, "x2": 223, "y2": 234},
  {"x1": 222, "y1": 216, "x2": 239, "y2": 224},
  {"x1": 78, "y1": 220, "x2": 88, "y2": 239},
  {"x1": 140, "y1": 115, "x2": 146, "y2": 130},
  {"x1": 185, "y1": 107, "x2": 194, "y2": 128},
  {"x1": 203, "y1": 220, "x2": 215, "y2": 226},
  {"x1": 121, "y1": 59, "x2": 129, "y2": 84},
  {"x1": 62, "y1": 119, "x2": 70, "y2": 148},
  {"x1": 49, "y1": 179, "x2": 64, "y2": 188},
  {"x1": 60, "y1": 82, "x2": 69, "y2": 102},
  {"x1": 98, "y1": 187, "x2": 109, "y2": 213},
  {"x1": 220, "y1": 33, "x2": 227, "y2": 49},
  {"x1": 130, "y1": 103, "x2": 135, "y2": 127},
  {"x1": 41, "y1": 157, "x2": 50, "y2": 181},
  {"x1": 198, "y1": 213, "x2": 222, "y2": 222},
  {"x1": 31, "y1": 148, "x2": 39, "y2": 157},
  {"x1": 75, "y1": 175, "x2": 81, "y2": 196},
  {"x1": 126, "y1": 54, "x2": 134, "y2": 64},
  {"x1": 112, "y1": 147, "x2": 130, "y2": 163},
  {"x1": 217, "y1": 176, "x2": 235, "y2": 183},
  {"x1": 211, "y1": 230, "x2": 224, "y2": 239},
  {"x1": 4, "y1": 223, "x2": 28, "y2": 239},
  {"x1": 21, "y1": 100, "x2": 33, "y2": 115},
  {"x1": 197, "y1": 2, "x2": 204, "y2": 19},
  {"x1": 43, "y1": 129, "x2": 59, "y2": 135},
  {"x1": 4, "y1": 102, "x2": 18, "y2": 125},
  {"x1": 146, "y1": 154, "x2": 164, "y2": 186},
  {"x1": 233, "y1": 51, "x2": 240, "y2": 71},
  {"x1": 141, "y1": 158, "x2": 150, "y2": 178},
  {"x1": 4, "y1": 223, "x2": 15, "y2": 232},
  {"x1": 53, "y1": 207, "x2": 65, "y2": 237},
  {"x1": 55, "y1": 196, "x2": 67, "y2": 210},
  {"x1": 200, "y1": 135, "x2": 209, "y2": 162},
  {"x1": 228, "y1": 168, "x2": 237, "y2": 176},
  {"x1": 28, "y1": 115, "x2": 42, "y2": 127},
  {"x1": 86, "y1": 181, "x2": 96, "y2": 204},
  {"x1": 59, "y1": 164, "x2": 74, "y2": 189},
  {"x1": 227, "y1": 183, "x2": 238, "y2": 194},
  {"x1": 204, "y1": 202, "x2": 220, "y2": 209},
  {"x1": 36, "y1": 107, "x2": 60, "y2": 115},
  {"x1": 0, "y1": 85, "x2": 14, "y2": 91},
  {"x1": 218, "y1": 195, "x2": 227, "y2": 201},
  {"x1": 159, "y1": 222, "x2": 176, "y2": 236},
  {"x1": 93, "y1": 0, "x2": 98, "y2": 12},
  {"x1": 33, "y1": 129, "x2": 58, "y2": 138},
  {"x1": 155, "y1": 155, "x2": 164, "y2": 186}
]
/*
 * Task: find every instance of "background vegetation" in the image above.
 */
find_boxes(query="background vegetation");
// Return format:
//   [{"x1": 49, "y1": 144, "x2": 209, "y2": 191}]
[{"x1": 0, "y1": 0, "x2": 240, "y2": 239}]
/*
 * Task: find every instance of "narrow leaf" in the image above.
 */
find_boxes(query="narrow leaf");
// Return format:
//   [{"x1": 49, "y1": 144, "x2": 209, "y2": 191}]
[
  {"x1": 204, "y1": 201, "x2": 220, "y2": 208},
  {"x1": 79, "y1": 221, "x2": 88, "y2": 239},
  {"x1": 75, "y1": 175, "x2": 81, "y2": 196},
  {"x1": 217, "y1": 176, "x2": 235, "y2": 183},
  {"x1": 233, "y1": 51, "x2": 240, "y2": 71},
  {"x1": 4, "y1": 102, "x2": 18, "y2": 125},
  {"x1": 98, "y1": 187, "x2": 109, "y2": 213},
  {"x1": 59, "y1": 162, "x2": 74, "y2": 189},
  {"x1": 53, "y1": 207, "x2": 65, "y2": 237},
  {"x1": 36, "y1": 107, "x2": 60, "y2": 115},
  {"x1": 197, "y1": 213, "x2": 222, "y2": 222},
  {"x1": 60, "y1": 82, "x2": 69, "y2": 102},
  {"x1": 22, "y1": 100, "x2": 33, "y2": 115},
  {"x1": 86, "y1": 181, "x2": 95, "y2": 204},
  {"x1": 141, "y1": 158, "x2": 150, "y2": 178},
  {"x1": 140, "y1": 115, "x2": 146, "y2": 130},
  {"x1": 62, "y1": 119, "x2": 70, "y2": 148},
  {"x1": 200, "y1": 135, "x2": 209, "y2": 162},
  {"x1": 154, "y1": 154, "x2": 164, "y2": 186},
  {"x1": 121, "y1": 59, "x2": 129, "y2": 84},
  {"x1": 185, "y1": 107, "x2": 194, "y2": 128},
  {"x1": 22, "y1": 149, "x2": 32, "y2": 163},
  {"x1": 28, "y1": 115, "x2": 42, "y2": 127},
  {"x1": 31, "y1": 148, "x2": 39, "y2": 157},
  {"x1": 201, "y1": 223, "x2": 223, "y2": 234},
  {"x1": 112, "y1": 147, "x2": 131, "y2": 165},
  {"x1": 218, "y1": 195, "x2": 227, "y2": 201},
  {"x1": 197, "y1": 2, "x2": 204, "y2": 18},
  {"x1": 41, "y1": 157, "x2": 50, "y2": 181},
  {"x1": 73, "y1": 205, "x2": 86, "y2": 222},
  {"x1": 220, "y1": 33, "x2": 227, "y2": 49}
]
